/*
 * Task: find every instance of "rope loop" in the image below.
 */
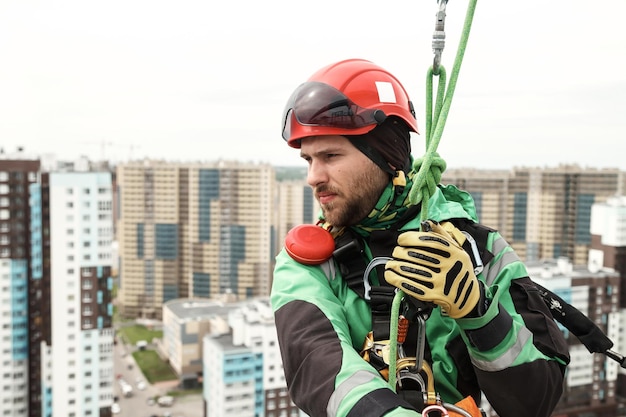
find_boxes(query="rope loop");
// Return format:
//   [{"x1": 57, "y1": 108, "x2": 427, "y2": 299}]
[{"x1": 409, "y1": 152, "x2": 447, "y2": 210}]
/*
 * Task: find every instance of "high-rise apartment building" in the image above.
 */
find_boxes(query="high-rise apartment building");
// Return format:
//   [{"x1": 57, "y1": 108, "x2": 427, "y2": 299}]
[
  {"x1": 0, "y1": 159, "x2": 39, "y2": 417},
  {"x1": 589, "y1": 196, "x2": 626, "y2": 401},
  {"x1": 31, "y1": 171, "x2": 115, "y2": 417},
  {"x1": 442, "y1": 165, "x2": 626, "y2": 265},
  {"x1": 202, "y1": 298, "x2": 300, "y2": 417},
  {"x1": 527, "y1": 258, "x2": 621, "y2": 417},
  {"x1": 1, "y1": 157, "x2": 115, "y2": 417},
  {"x1": 116, "y1": 160, "x2": 276, "y2": 319},
  {"x1": 275, "y1": 179, "x2": 318, "y2": 247}
]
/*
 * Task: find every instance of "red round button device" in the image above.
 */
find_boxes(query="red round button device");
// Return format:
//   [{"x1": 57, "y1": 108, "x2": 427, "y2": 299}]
[{"x1": 284, "y1": 224, "x2": 335, "y2": 265}]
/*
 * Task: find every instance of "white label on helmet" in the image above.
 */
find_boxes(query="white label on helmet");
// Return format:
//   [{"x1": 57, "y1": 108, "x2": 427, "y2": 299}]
[{"x1": 375, "y1": 81, "x2": 396, "y2": 103}]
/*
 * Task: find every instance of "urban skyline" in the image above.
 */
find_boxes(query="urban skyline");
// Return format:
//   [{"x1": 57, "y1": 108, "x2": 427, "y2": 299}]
[{"x1": 1, "y1": 156, "x2": 626, "y2": 416}]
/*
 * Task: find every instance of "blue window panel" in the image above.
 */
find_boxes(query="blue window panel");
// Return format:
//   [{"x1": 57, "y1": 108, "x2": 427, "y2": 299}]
[
  {"x1": 145, "y1": 260, "x2": 154, "y2": 296},
  {"x1": 155, "y1": 224, "x2": 179, "y2": 260},
  {"x1": 302, "y1": 186, "x2": 314, "y2": 223},
  {"x1": 575, "y1": 194, "x2": 594, "y2": 245},
  {"x1": 137, "y1": 223, "x2": 145, "y2": 258},
  {"x1": 163, "y1": 284, "x2": 178, "y2": 302},
  {"x1": 193, "y1": 272, "x2": 211, "y2": 297},
  {"x1": 512, "y1": 192, "x2": 528, "y2": 241},
  {"x1": 11, "y1": 260, "x2": 28, "y2": 361},
  {"x1": 270, "y1": 226, "x2": 276, "y2": 262},
  {"x1": 199, "y1": 169, "x2": 220, "y2": 242},
  {"x1": 228, "y1": 225, "x2": 245, "y2": 291},
  {"x1": 30, "y1": 184, "x2": 44, "y2": 279}
]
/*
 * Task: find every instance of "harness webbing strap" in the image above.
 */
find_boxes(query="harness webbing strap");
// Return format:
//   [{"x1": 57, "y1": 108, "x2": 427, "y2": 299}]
[
  {"x1": 370, "y1": 286, "x2": 396, "y2": 340},
  {"x1": 333, "y1": 235, "x2": 366, "y2": 299}
]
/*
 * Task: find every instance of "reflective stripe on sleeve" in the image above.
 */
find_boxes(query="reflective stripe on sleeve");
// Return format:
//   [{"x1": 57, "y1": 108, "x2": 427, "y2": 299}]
[
  {"x1": 469, "y1": 325, "x2": 532, "y2": 372},
  {"x1": 482, "y1": 242, "x2": 521, "y2": 286},
  {"x1": 327, "y1": 370, "x2": 378, "y2": 417}
]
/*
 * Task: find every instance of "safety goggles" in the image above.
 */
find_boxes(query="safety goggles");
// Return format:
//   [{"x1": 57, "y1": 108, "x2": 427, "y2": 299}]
[{"x1": 281, "y1": 81, "x2": 387, "y2": 141}]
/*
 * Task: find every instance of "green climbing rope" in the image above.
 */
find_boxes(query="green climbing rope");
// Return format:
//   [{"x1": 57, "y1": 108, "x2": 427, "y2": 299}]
[{"x1": 388, "y1": 0, "x2": 479, "y2": 392}]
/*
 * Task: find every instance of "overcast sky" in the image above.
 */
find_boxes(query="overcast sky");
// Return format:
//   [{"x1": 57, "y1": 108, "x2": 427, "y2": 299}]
[{"x1": 1, "y1": 0, "x2": 625, "y2": 170}]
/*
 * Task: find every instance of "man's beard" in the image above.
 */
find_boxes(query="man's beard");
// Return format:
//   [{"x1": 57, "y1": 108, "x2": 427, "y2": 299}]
[{"x1": 317, "y1": 166, "x2": 388, "y2": 227}]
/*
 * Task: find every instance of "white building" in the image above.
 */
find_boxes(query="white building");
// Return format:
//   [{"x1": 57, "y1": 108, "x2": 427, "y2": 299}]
[
  {"x1": 527, "y1": 256, "x2": 621, "y2": 414},
  {"x1": 203, "y1": 298, "x2": 300, "y2": 417},
  {"x1": 160, "y1": 297, "x2": 238, "y2": 382},
  {"x1": 35, "y1": 172, "x2": 115, "y2": 417}
]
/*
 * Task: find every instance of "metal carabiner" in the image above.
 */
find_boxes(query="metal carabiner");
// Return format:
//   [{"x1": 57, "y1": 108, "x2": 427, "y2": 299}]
[
  {"x1": 362, "y1": 257, "x2": 392, "y2": 300},
  {"x1": 432, "y1": 0, "x2": 448, "y2": 75},
  {"x1": 422, "y1": 404, "x2": 449, "y2": 416}
]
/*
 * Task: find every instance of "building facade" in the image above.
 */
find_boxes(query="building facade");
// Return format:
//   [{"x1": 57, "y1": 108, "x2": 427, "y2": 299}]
[
  {"x1": 202, "y1": 298, "x2": 300, "y2": 417},
  {"x1": 589, "y1": 196, "x2": 626, "y2": 401},
  {"x1": 528, "y1": 258, "x2": 621, "y2": 417},
  {"x1": 442, "y1": 165, "x2": 626, "y2": 265},
  {"x1": 160, "y1": 297, "x2": 237, "y2": 382},
  {"x1": 116, "y1": 160, "x2": 276, "y2": 319},
  {"x1": 0, "y1": 159, "x2": 39, "y2": 417},
  {"x1": 32, "y1": 172, "x2": 115, "y2": 417},
  {"x1": 275, "y1": 179, "x2": 318, "y2": 246},
  {"x1": 1, "y1": 158, "x2": 116, "y2": 417}
]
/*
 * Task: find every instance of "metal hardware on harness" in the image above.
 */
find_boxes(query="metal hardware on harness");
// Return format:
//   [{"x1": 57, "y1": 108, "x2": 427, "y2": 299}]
[
  {"x1": 363, "y1": 257, "x2": 392, "y2": 300},
  {"x1": 422, "y1": 404, "x2": 449, "y2": 416},
  {"x1": 396, "y1": 308, "x2": 428, "y2": 392},
  {"x1": 461, "y1": 231, "x2": 484, "y2": 275},
  {"x1": 414, "y1": 315, "x2": 426, "y2": 374},
  {"x1": 442, "y1": 402, "x2": 474, "y2": 417},
  {"x1": 432, "y1": 0, "x2": 448, "y2": 75}
]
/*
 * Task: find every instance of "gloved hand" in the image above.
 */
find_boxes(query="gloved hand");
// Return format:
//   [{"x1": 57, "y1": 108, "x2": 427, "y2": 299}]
[{"x1": 384, "y1": 220, "x2": 481, "y2": 319}]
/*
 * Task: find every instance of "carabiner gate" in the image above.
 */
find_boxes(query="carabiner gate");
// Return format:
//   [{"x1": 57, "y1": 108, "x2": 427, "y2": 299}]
[{"x1": 432, "y1": 0, "x2": 448, "y2": 75}]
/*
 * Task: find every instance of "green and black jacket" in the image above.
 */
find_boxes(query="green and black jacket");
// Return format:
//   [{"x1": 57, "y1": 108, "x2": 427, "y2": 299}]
[{"x1": 271, "y1": 184, "x2": 570, "y2": 417}]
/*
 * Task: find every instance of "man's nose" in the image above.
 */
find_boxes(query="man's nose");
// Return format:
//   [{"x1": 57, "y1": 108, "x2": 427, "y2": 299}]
[{"x1": 307, "y1": 159, "x2": 328, "y2": 188}]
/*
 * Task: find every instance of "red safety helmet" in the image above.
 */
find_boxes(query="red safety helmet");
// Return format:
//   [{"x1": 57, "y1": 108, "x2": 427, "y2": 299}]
[{"x1": 281, "y1": 59, "x2": 419, "y2": 148}]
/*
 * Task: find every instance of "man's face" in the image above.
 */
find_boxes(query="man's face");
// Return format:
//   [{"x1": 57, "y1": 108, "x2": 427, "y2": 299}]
[{"x1": 300, "y1": 135, "x2": 389, "y2": 227}]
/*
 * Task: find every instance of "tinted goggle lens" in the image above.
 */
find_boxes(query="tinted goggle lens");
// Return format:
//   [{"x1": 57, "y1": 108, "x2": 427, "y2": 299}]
[{"x1": 282, "y1": 81, "x2": 386, "y2": 141}]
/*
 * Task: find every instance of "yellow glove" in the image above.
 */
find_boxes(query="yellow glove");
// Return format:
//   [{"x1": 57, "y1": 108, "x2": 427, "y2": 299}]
[{"x1": 384, "y1": 220, "x2": 481, "y2": 319}]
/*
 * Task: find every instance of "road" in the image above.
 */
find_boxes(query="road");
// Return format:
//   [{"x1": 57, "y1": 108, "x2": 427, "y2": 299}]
[{"x1": 113, "y1": 339, "x2": 204, "y2": 417}]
